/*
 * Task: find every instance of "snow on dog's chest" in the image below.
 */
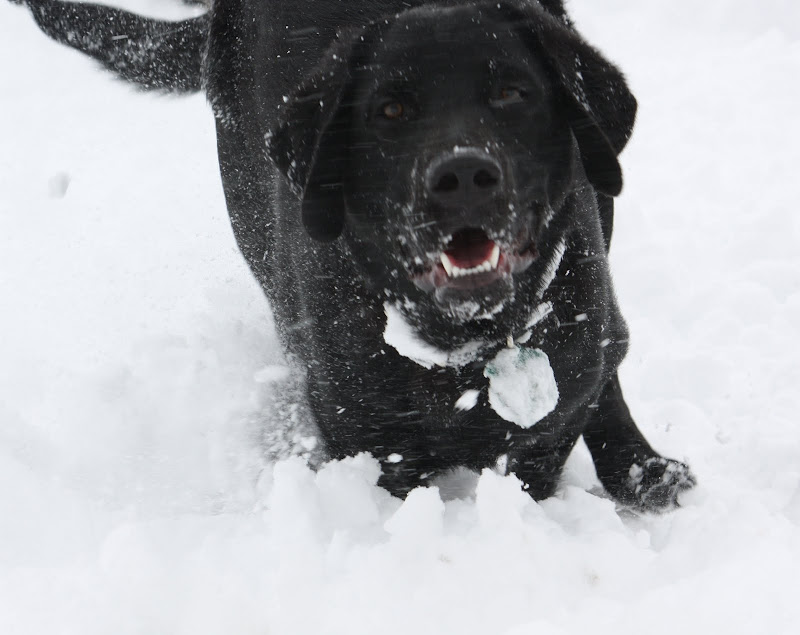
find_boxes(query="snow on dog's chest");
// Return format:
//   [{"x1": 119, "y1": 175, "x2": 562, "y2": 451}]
[
  {"x1": 383, "y1": 302, "x2": 559, "y2": 427},
  {"x1": 382, "y1": 302, "x2": 485, "y2": 368},
  {"x1": 484, "y1": 346, "x2": 558, "y2": 429}
]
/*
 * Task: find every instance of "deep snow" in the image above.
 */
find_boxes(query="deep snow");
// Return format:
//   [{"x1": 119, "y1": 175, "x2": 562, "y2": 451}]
[{"x1": 1, "y1": 1, "x2": 799, "y2": 633}]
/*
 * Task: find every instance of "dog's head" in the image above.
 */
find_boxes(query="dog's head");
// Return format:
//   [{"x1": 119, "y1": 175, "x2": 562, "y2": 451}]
[{"x1": 267, "y1": 1, "x2": 635, "y2": 333}]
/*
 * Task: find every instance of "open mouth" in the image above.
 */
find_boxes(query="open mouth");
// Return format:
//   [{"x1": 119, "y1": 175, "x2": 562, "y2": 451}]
[
  {"x1": 440, "y1": 227, "x2": 501, "y2": 278},
  {"x1": 411, "y1": 227, "x2": 537, "y2": 292}
]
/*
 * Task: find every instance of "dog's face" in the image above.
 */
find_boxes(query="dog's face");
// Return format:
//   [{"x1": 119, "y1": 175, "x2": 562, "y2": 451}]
[
  {"x1": 344, "y1": 9, "x2": 576, "y2": 322},
  {"x1": 268, "y1": 1, "x2": 635, "y2": 335}
]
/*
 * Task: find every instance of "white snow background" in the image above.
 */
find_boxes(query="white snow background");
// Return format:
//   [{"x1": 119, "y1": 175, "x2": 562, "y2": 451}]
[{"x1": 1, "y1": 0, "x2": 799, "y2": 633}]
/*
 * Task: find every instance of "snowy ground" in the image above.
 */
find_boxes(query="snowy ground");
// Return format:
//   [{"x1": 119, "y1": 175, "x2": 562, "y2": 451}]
[{"x1": 1, "y1": 1, "x2": 799, "y2": 633}]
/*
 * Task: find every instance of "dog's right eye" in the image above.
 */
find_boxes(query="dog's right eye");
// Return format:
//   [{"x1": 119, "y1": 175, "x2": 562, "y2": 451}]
[
  {"x1": 381, "y1": 101, "x2": 405, "y2": 120},
  {"x1": 491, "y1": 85, "x2": 529, "y2": 107}
]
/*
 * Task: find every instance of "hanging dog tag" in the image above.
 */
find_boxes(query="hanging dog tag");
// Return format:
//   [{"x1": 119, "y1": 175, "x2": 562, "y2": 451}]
[{"x1": 484, "y1": 346, "x2": 559, "y2": 429}]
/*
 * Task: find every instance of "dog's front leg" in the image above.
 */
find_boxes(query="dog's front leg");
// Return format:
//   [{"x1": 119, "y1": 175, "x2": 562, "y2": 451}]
[
  {"x1": 506, "y1": 431, "x2": 585, "y2": 502},
  {"x1": 582, "y1": 372, "x2": 695, "y2": 511}
]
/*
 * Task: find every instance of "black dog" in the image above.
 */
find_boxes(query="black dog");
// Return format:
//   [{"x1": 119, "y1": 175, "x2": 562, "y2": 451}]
[{"x1": 13, "y1": 0, "x2": 695, "y2": 510}]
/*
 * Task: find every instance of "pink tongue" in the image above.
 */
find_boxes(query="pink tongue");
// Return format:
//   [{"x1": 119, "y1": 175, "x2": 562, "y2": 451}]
[{"x1": 445, "y1": 230, "x2": 495, "y2": 269}]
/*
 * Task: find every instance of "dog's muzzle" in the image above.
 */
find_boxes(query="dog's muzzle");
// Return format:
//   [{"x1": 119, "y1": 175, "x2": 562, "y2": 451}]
[{"x1": 410, "y1": 149, "x2": 537, "y2": 296}]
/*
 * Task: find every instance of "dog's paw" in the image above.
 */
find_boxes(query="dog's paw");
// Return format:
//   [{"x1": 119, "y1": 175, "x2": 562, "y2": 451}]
[{"x1": 621, "y1": 456, "x2": 696, "y2": 512}]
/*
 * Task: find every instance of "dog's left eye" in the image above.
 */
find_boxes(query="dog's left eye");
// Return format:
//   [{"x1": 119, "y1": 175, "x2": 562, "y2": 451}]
[
  {"x1": 381, "y1": 101, "x2": 405, "y2": 120},
  {"x1": 493, "y1": 86, "x2": 527, "y2": 106}
]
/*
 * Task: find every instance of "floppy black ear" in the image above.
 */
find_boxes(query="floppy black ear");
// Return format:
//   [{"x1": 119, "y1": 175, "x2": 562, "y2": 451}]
[
  {"x1": 506, "y1": 3, "x2": 637, "y2": 197},
  {"x1": 266, "y1": 34, "x2": 359, "y2": 242},
  {"x1": 542, "y1": 28, "x2": 637, "y2": 197},
  {"x1": 560, "y1": 95, "x2": 626, "y2": 197}
]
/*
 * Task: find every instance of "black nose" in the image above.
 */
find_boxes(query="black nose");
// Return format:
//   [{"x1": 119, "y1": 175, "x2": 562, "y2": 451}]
[{"x1": 426, "y1": 154, "x2": 503, "y2": 208}]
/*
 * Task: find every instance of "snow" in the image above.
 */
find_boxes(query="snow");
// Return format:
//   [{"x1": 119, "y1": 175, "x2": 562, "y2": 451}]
[
  {"x1": 484, "y1": 346, "x2": 559, "y2": 428},
  {"x1": 1, "y1": 1, "x2": 800, "y2": 634},
  {"x1": 455, "y1": 389, "x2": 481, "y2": 411},
  {"x1": 383, "y1": 301, "x2": 485, "y2": 367},
  {"x1": 534, "y1": 234, "x2": 567, "y2": 297},
  {"x1": 524, "y1": 299, "x2": 553, "y2": 330}
]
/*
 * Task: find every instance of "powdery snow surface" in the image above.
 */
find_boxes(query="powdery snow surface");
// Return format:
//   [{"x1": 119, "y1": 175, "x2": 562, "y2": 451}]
[{"x1": 1, "y1": 0, "x2": 800, "y2": 633}]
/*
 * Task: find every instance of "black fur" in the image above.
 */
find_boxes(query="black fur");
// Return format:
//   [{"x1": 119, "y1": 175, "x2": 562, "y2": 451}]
[
  {"x1": 16, "y1": 0, "x2": 207, "y2": 91},
  {"x1": 13, "y1": 0, "x2": 695, "y2": 510}
]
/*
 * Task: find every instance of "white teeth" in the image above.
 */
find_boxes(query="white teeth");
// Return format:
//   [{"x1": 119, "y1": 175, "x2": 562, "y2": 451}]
[
  {"x1": 489, "y1": 244, "x2": 500, "y2": 269},
  {"x1": 440, "y1": 244, "x2": 502, "y2": 279},
  {"x1": 440, "y1": 253, "x2": 454, "y2": 277}
]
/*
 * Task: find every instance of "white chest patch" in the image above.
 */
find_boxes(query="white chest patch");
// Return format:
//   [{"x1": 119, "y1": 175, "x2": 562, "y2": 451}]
[{"x1": 483, "y1": 346, "x2": 559, "y2": 429}]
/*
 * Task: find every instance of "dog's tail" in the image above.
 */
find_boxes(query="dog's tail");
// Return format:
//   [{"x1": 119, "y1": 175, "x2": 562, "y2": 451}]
[{"x1": 13, "y1": 0, "x2": 209, "y2": 93}]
